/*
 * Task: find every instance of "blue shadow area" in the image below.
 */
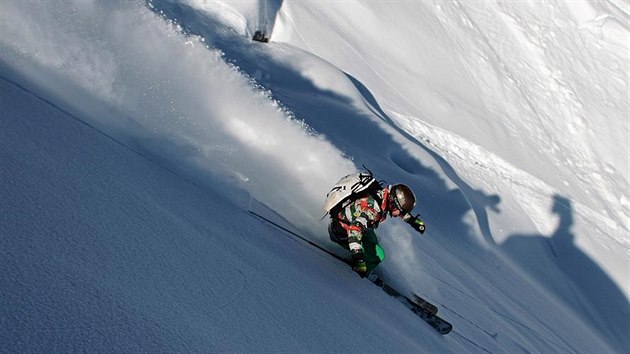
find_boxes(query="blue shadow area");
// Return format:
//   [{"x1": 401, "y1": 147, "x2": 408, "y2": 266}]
[{"x1": 501, "y1": 196, "x2": 630, "y2": 351}]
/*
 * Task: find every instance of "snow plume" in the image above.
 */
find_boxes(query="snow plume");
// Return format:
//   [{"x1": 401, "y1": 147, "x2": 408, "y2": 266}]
[{"x1": 0, "y1": 0, "x2": 354, "y2": 233}]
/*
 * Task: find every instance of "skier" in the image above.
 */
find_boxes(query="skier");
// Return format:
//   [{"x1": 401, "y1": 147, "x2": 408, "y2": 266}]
[{"x1": 327, "y1": 182, "x2": 426, "y2": 277}]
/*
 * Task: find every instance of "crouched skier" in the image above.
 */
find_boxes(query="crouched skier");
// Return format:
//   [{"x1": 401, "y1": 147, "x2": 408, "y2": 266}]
[{"x1": 328, "y1": 183, "x2": 426, "y2": 277}]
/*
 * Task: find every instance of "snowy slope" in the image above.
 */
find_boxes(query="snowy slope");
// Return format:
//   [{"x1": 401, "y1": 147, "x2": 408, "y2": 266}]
[
  {"x1": 1, "y1": 0, "x2": 628, "y2": 352},
  {"x1": 0, "y1": 70, "x2": 449, "y2": 352},
  {"x1": 270, "y1": 0, "x2": 629, "y2": 296}
]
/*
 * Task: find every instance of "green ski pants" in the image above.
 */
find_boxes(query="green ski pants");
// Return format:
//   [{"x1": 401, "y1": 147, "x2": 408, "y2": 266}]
[{"x1": 329, "y1": 221, "x2": 385, "y2": 274}]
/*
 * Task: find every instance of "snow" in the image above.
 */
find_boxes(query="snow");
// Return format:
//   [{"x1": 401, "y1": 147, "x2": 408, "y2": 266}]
[{"x1": 1, "y1": 0, "x2": 628, "y2": 352}]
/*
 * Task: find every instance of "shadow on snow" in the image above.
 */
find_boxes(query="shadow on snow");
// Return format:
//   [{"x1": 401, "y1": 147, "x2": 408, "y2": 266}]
[{"x1": 501, "y1": 195, "x2": 630, "y2": 351}]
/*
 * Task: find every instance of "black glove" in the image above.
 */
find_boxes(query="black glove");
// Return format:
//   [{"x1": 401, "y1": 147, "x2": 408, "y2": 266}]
[
  {"x1": 353, "y1": 259, "x2": 368, "y2": 277},
  {"x1": 406, "y1": 214, "x2": 426, "y2": 234}
]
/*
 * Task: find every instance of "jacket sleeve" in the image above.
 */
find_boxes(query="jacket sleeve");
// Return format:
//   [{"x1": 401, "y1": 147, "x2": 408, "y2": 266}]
[{"x1": 343, "y1": 198, "x2": 380, "y2": 259}]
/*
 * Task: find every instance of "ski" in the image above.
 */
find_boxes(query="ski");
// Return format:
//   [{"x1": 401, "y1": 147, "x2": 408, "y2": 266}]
[
  {"x1": 410, "y1": 306, "x2": 453, "y2": 335},
  {"x1": 410, "y1": 292, "x2": 439, "y2": 316},
  {"x1": 368, "y1": 275, "x2": 452, "y2": 335},
  {"x1": 249, "y1": 207, "x2": 453, "y2": 335}
]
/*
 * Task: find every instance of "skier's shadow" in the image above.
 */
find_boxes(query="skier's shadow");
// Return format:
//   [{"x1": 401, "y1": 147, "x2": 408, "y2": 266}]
[{"x1": 500, "y1": 195, "x2": 629, "y2": 351}]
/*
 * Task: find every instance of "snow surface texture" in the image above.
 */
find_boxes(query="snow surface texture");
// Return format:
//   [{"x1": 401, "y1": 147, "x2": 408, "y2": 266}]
[{"x1": 1, "y1": 0, "x2": 628, "y2": 352}]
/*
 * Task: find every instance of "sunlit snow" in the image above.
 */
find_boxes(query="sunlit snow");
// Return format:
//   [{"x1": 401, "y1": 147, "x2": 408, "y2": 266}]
[{"x1": 1, "y1": 0, "x2": 627, "y2": 352}]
